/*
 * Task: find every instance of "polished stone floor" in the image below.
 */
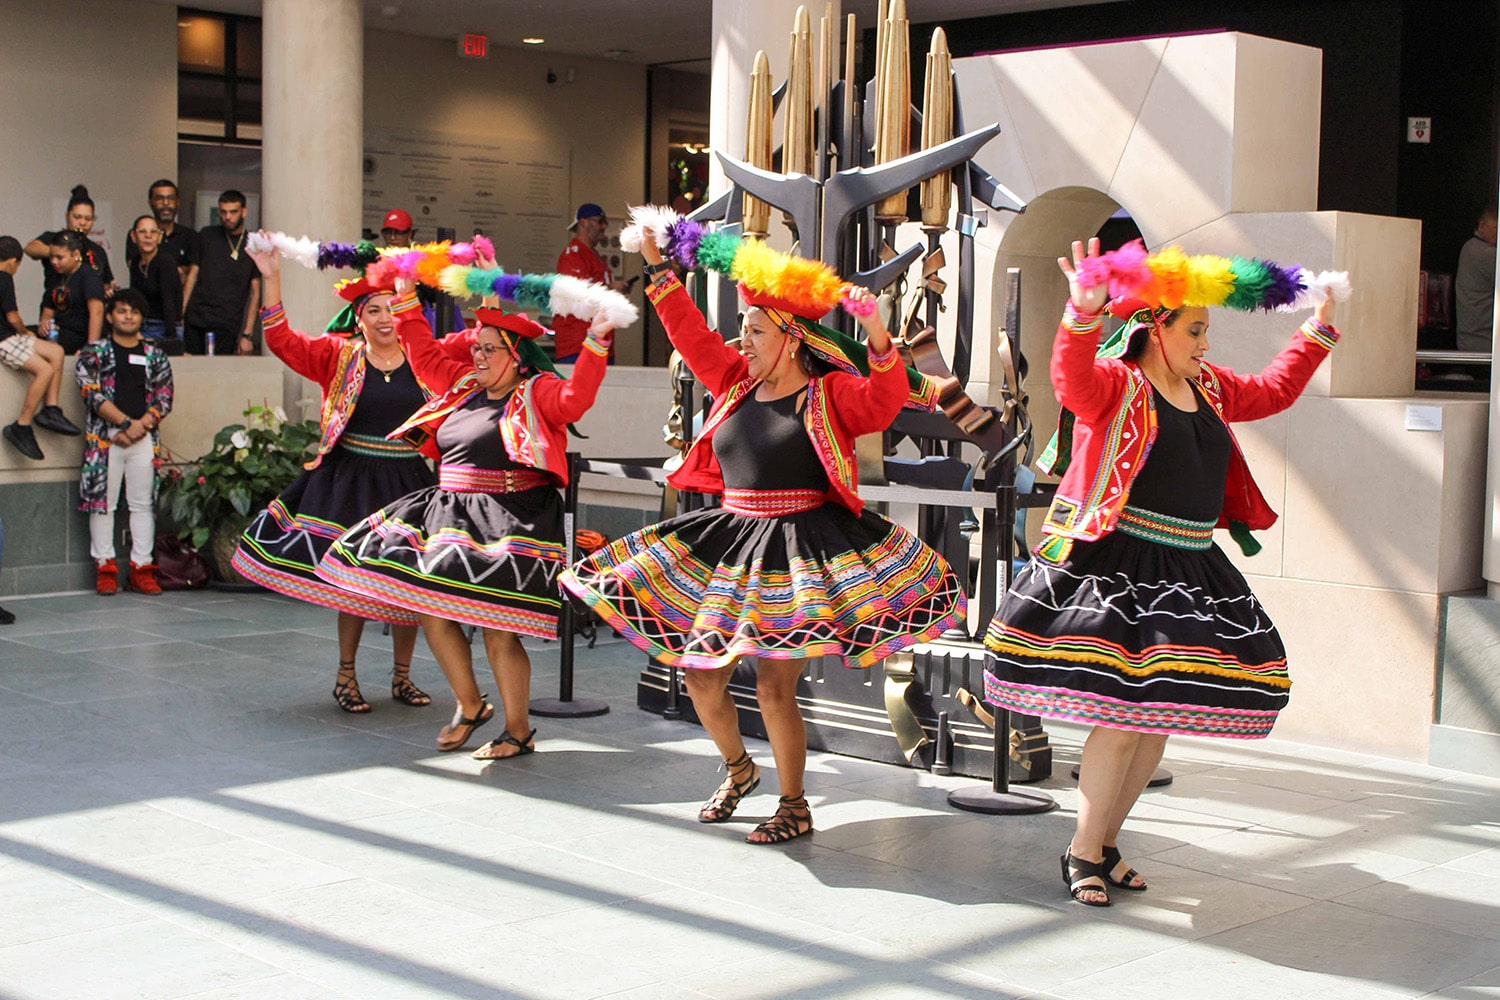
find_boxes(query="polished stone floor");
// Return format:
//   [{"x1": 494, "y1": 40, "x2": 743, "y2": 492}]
[{"x1": 1, "y1": 590, "x2": 1498, "y2": 999}]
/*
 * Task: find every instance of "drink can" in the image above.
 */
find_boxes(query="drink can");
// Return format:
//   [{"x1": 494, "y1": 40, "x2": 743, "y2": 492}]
[{"x1": 206, "y1": 331, "x2": 216, "y2": 356}]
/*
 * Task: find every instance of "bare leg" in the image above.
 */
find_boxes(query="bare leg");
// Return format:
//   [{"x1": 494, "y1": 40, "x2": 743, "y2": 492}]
[
  {"x1": 332, "y1": 612, "x2": 370, "y2": 712},
  {"x1": 683, "y1": 664, "x2": 747, "y2": 763},
  {"x1": 16, "y1": 353, "x2": 51, "y2": 424},
  {"x1": 747, "y1": 658, "x2": 813, "y2": 843},
  {"x1": 470, "y1": 628, "x2": 532, "y2": 757},
  {"x1": 389, "y1": 623, "x2": 429, "y2": 705},
  {"x1": 33, "y1": 340, "x2": 66, "y2": 408},
  {"x1": 1101, "y1": 733, "x2": 1167, "y2": 888},
  {"x1": 420, "y1": 614, "x2": 492, "y2": 750},
  {"x1": 1070, "y1": 725, "x2": 1144, "y2": 903}
]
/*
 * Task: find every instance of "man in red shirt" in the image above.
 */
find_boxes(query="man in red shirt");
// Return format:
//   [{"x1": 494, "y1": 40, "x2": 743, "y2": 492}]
[{"x1": 554, "y1": 203, "x2": 629, "y2": 362}]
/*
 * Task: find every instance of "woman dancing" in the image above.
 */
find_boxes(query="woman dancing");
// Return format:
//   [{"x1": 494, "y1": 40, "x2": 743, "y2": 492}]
[
  {"x1": 562, "y1": 219, "x2": 966, "y2": 844},
  {"x1": 234, "y1": 240, "x2": 438, "y2": 714},
  {"x1": 318, "y1": 276, "x2": 613, "y2": 759},
  {"x1": 985, "y1": 238, "x2": 1343, "y2": 906}
]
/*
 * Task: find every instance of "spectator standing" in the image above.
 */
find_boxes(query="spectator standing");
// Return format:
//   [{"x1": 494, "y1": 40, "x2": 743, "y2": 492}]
[
  {"x1": 128, "y1": 179, "x2": 200, "y2": 287},
  {"x1": 181, "y1": 189, "x2": 260, "y2": 355},
  {"x1": 25, "y1": 185, "x2": 115, "y2": 304},
  {"x1": 380, "y1": 208, "x2": 462, "y2": 334},
  {"x1": 76, "y1": 289, "x2": 173, "y2": 596},
  {"x1": 38, "y1": 231, "x2": 105, "y2": 355},
  {"x1": 1, "y1": 235, "x2": 80, "y2": 460},
  {"x1": 554, "y1": 203, "x2": 629, "y2": 363},
  {"x1": 127, "y1": 215, "x2": 181, "y2": 341},
  {"x1": 1456, "y1": 203, "x2": 1498, "y2": 352}
]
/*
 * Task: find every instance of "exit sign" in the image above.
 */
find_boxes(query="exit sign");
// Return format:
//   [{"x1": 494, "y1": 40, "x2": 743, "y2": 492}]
[{"x1": 459, "y1": 33, "x2": 488, "y2": 58}]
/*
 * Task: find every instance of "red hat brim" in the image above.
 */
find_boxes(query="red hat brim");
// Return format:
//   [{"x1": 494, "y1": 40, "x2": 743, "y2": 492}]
[
  {"x1": 474, "y1": 307, "x2": 547, "y2": 339},
  {"x1": 335, "y1": 277, "x2": 394, "y2": 305}
]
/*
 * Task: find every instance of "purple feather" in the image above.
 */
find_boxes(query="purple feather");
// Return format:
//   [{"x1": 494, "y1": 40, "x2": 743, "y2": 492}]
[
  {"x1": 668, "y1": 219, "x2": 705, "y2": 269},
  {"x1": 494, "y1": 273, "x2": 524, "y2": 301},
  {"x1": 317, "y1": 242, "x2": 360, "y2": 270},
  {"x1": 1262, "y1": 262, "x2": 1303, "y2": 311}
]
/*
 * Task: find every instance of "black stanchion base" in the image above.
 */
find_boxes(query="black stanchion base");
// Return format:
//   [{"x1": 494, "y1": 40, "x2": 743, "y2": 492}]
[
  {"x1": 948, "y1": 786, "x2": 1058, "y2": 815},
  {"x1": 530, "y1": 697, "x2": 610, "y2": 718},
  {"x1": 1070, "y1": 764, "x2": 1173, "y2": 788}
]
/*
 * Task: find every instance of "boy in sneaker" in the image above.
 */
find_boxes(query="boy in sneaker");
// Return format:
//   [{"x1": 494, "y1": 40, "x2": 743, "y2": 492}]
[
  {"x1": 1, "y1": 236, "x2": 81, "y2": 461},
  {"x1": 75, "y1": 289, "x2": 174, "y2": 594}
]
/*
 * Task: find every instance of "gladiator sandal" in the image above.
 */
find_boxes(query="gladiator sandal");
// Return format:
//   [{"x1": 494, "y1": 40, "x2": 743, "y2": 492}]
[
  {"x1": 390, "y1": 661, "x2": 431, "y2": 706},
  {"x1": 697, "y1": 752, "x2": 760, "y2": 823},
  {"x1": 746, "y1": 794, "x2": 813, "y2": 845},
  {"x1": 332, "y1": 660, "x2": 371, "y2": 714}
]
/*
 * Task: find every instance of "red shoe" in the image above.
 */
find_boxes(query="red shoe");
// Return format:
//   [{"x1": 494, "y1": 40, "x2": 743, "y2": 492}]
[
  {"x1": 129, "y1": 562, "x2": 162, "y2": 596},
  {"x1": 96, "y1": 558, "x2": 119, "y2": 596}
]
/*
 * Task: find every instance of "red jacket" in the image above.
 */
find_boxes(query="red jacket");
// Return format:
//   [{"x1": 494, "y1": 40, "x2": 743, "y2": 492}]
[
  {"x1": 553, "y1": 237, "x2": 613, "y2": 359},
  {"x1": 650, "y1": 274, "x2": 908, "y2": 515},
  {"x1": 1040, "y1": 302, "x2": 1339, "y2": 559},
  {"x1": 260, "y1": 302, "x2": 466, "y2": 469},
  {"x1": 386, "y1": 294, "x2": 607, "y2": 486}
]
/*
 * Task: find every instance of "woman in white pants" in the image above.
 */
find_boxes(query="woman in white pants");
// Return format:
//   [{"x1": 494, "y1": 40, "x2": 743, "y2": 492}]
[{"x1": 75, "y1": 289, "x2": 174, "y2": 595}]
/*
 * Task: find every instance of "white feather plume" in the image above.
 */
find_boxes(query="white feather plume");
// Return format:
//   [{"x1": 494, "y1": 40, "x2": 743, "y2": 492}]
[
  {"x1": 1281, "y1": 267, "x2": 1352, "y2": 312},
  {"x1": 247, "y1": 231, "x2": 322, "y2": 269},
  {"x1": 620, "y1": 204, "x2": 681, "y2": 254},
  {"x1": 548, "y1": 275, "x2": 639, "y2": 329}
]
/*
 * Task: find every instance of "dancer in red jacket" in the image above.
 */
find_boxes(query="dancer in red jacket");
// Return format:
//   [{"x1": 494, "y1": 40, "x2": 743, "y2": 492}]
[
  {"x1": 562, "y1": 230, "x2": 965, "y2": 845},
  {"x1": 985, "y1": 238, "x2": 1343, "y2": 906},
  {"x1": 319, "y1": 276, "x2": 612, "y2": 760}
]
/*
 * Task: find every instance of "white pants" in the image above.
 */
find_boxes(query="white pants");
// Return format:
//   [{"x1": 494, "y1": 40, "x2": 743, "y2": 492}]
[{"x1": 89, "y1": 437, "x2": 156, "y2": 565}]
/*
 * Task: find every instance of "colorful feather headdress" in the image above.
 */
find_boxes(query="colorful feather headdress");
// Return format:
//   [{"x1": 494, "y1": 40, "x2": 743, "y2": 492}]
[
  {"x1": 622, "y1": 205, "x2": 941, "y2": 410},
  {"x1": 245, "y1": 231, "x2": 639, "y2": 331},
  {"x1": 1074, "y1": 239, "x2": 1351, "y2": 313}
]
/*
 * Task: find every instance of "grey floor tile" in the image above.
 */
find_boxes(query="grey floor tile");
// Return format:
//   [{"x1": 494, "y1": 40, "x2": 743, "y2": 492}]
[
  {"x1": 0, "y1": 871, "x2": 155, "y2": 947},
  {"x1": 177, "y1": 974, "x2": 352, "y2": 999},
  {"x1": 1430, "y1": 963, "x2": 1500, "y2": 997},
  {"x1": 0, "y1": 800, "x2": 235, "y2": 865},
  {"x1": 3, "y1": 627, "x2": 187, "y2": 654},
  {"x1": 1334, "y1": 866, "x2": 1500, "y2": 940}
]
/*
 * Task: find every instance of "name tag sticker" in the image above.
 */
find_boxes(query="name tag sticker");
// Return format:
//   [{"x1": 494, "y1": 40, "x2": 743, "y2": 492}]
[
  {"x1": 1404, "y1": 404, "x2": 1442, "y2": 432},
  {"x1": 128, "y1": 354, "x2": 149, "y2": 367}
]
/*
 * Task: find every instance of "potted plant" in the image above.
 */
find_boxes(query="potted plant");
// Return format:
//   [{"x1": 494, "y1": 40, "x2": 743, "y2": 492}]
[{"x1": 158, "y1": 404, "x2": 320, "y2": 583}]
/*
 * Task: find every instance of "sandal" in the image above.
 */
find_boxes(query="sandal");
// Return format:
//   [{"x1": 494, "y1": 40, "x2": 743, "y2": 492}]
[
  {"x1": 698, "y1": 752, "x2": 760, "y2": 824},
  {"x1": 746, "y1": 794, "x2": 813, "y2": 845},
  {"x1": 1060, "y1": 849, "x2": 1112, "y2": 907},
  {"x1": 436, "y1": 698, "x2": 494, "y2": 752},
  {"x1": 332, "y1": 660, "x2": 371, "y2": 714},
  {"x1": 1102, "y1": 845, "x2": 1147, "y2": 891},
  {"x1": 391, "y1": 662, "x2": 431, "y2": 707},
  {"x1": 471, "y1": 727, "x2": 537, "y2": 760}
]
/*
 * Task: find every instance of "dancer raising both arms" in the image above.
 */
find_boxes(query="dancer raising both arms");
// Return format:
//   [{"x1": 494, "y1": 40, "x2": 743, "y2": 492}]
[
  {"x1": 985, "y1": 237, "x2": 1345, "y2": 906},
  {"x1": 318, "y1": 275, "x2": 615, "y2": 760},
  {"x1": 235, "y1": 238, "x2": 442, "y2": 714},
  {"x1": 563, "y1": 212, "x2": 965, "y2": 844}
]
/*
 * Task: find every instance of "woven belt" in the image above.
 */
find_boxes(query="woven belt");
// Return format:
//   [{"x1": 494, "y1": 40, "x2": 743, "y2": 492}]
[
  {"x1": 721, "y1": 488, "x2": 824, "y2": 518},
  {"x1": 339, "y1": 431, "x2": 420, "y2": 459},
  {"x1": 1115, "y1": 505, "x2": 1215, "y2": 550},
  {"x1": 438, "y1": 465, "x2": 552, "y2": 494}
]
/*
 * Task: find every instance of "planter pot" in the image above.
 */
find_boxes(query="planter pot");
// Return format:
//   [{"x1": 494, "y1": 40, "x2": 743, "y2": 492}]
[{"x1": 208, "y1": 520, "x2": 254, "y2": 586}]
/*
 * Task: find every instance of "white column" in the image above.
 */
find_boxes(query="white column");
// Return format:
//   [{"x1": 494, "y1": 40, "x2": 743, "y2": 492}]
[
  {"x1": 261, "y1": 0, "x2": 364, "y2": 336},
  {"x1": 1485, "y1": 172, "x2": 1500, "y2": 597},
  {"x1": 709, "y1": 0, "x2": 843, "y2": 199}
]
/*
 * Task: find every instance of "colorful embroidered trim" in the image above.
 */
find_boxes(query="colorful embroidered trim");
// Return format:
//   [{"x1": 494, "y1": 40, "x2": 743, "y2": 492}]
[
  {"x1": 260, "y1": 303, "x2": 287, "y2": 327},
  {"x1": 1062, "y1": 302, "x2": 1104, "y2": 335},
  {"x1": 438, "y1": 464, "x2": 552, "y2": 494},
  {"x1": 983, "y1": 677, "x2": 1279, "y2": 739},
  {"x1": 1300, "y1": 318, "x2": 1339, "y2": 351},
  {"x1": 721, "y1": 488, "x2": 825, "y2": 518},
  {"x1": 338, "y1": 431, "x2": 421, "y2": 459},
  {"x1": 1114, "y1": 505, "x2": 1215, "y2": 550}
]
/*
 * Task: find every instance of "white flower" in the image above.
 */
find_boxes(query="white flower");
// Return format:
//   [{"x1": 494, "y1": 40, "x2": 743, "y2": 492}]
[
  {"x1": 273, "y1": 406, "x2": 288, "y2": 423},
  {"x1": 231, "y1": 430, "x2": 251, "y2": 449}
]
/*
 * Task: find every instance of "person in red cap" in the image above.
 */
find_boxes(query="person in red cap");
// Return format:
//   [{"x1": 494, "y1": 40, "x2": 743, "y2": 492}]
[
  {"x1": 985, "y1": 238, "x2": 1340, "y2": 907},
  {"x1": 235, "y1": 234, "x2": 449, "y2": 715},
  {"x1": 562, "y1": 234, "x2": 965, "y2": 845},
  {"x1": 379, "y1": 209, "x2": 415, "y2": 247},
  {"x1": 318, "y1": 275, "x2": 615, "y2": 761},
  {"x1": 554, "y1": 203, "x2": 630, "y2": 363}
]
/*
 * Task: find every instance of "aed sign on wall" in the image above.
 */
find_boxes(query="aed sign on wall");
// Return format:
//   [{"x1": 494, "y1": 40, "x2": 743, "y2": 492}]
[{"x1": 1407, "y1": 117, "x2": 1431, "y2": 143}]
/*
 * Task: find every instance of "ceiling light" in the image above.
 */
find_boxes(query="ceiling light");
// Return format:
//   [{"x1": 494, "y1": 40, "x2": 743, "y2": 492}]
[
  {"x1": 603, "y1": 48, "x2": 631, "y2": 60},
  {"x1": 523, "y1": 37, "x2": 545, "y2": 45},
  {"x1": 380, "y1": 5, "x2": 401, "y2": 17}
]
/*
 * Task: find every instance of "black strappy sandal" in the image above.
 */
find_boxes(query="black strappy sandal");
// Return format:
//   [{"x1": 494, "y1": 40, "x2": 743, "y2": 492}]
[
  {"x1": 1061, "y1": 849, "x2": 1112, "y2": 907},
  {"x1": 471, "y1": 727, "x2": 537, "y2": 760},
  {"x1": 332, "y1": 660, "x2": 371, "y2": 713},
  {"x1": 1102, "y1": 845, "x2": 1147, "y2": 891},
  {"x1": 390, "y1": 662, "x2": 431, "y2": 706},
  {"x1": 436, "y1": 698, "x2": 494, "y2": 752},
  {"x1": 746, "y1": 794, "x2": 813, "y2": 845},
  {"x1": 698, "y1": 752, "x2": 760, "y2": 823}
]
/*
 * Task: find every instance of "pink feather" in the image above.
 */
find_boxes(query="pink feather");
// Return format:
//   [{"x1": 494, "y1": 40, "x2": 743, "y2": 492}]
[
  {"x1": 1105, "y1": 240, "x2": 1153, "y2": 299},
  {"x1": 448, "y1": 242, "x2": 477, "y2": 266},
  {"x1": 364, "y1": 258, "x2": 398, "y2": 288},
  {"x1": 395, "y1": 251, "x2": 425, "y2": 279},
  {"x1": 839, "y1": 287, "x2": 877, "y2": 317},
  {"x1": 472, "y1": 235, "x2": 495, "y2": 262}
]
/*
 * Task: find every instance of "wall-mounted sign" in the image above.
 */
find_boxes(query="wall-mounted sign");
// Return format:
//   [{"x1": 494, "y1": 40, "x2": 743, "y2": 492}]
[
  {"x1": 459, "y1": 33, "x2": 488, "y2": 59},
  {"x1": 1407, "y1": 116, "x2": 1431, "y2": 143}
]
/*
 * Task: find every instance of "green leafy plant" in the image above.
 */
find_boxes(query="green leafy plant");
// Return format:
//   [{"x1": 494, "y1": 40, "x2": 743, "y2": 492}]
[{"x1": 159, "y1": 404, "x2": 320, "y2": 549}]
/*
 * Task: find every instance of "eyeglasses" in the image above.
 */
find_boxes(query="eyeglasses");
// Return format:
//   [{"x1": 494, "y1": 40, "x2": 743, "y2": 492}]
[{"x1": 470, "y1": 343, "x2": 512, "y2": 358}]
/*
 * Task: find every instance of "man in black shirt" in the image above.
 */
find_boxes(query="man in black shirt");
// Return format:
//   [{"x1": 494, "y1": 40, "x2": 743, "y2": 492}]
[
  {"x1": 127, "y1": 179, "x2": 200, "y2": 289},
  {"x1": 181, "y1": 189, "x2": 260, "y2": 356},
  {"x1": 1, "y1": 236, "x2": 80, "y2": 461}
]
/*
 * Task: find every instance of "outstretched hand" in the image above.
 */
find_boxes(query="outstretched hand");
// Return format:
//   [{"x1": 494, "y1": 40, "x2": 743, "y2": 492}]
[
  {"x1": 1058, "y1": 238, "x2": 1107, "y2": 314},
  {"x1": 1314, "y1": 284, "x2": 1336, "y2": 328},
  {"x1": 845, "y1": 285, "x2": 892, "y2": 354},
  {"x1": 394, "y1": 275, "x2": 416, "y2": 300},
  {"x1": 247, "y1": 230, "x2": 279, "y2": 277}
]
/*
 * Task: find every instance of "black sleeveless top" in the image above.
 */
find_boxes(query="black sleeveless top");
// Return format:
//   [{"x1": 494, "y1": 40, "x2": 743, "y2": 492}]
[
  {"x1": 436, "y1": 390, "x2": 527, "y2": 471},
  {"x1": 1126, "y1": 384, "x2": 1232, "y2": 522},
  {"x1": 712, "y1": 390, "x2": 830, "y2": 492},
  {"x1": 346, "y1": 360, "x2": 425, "y2": 437}
]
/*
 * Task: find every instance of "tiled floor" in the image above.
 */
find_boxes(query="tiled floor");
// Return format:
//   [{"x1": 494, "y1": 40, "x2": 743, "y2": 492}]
[{"x1": 1, "y1": 590, "x2": 1498, "y2": 999}]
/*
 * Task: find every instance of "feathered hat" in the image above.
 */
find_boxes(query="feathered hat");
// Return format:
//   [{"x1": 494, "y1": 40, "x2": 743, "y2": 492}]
[{"x1": 621, "y1": 205, "x2": 940, "y2": 411}]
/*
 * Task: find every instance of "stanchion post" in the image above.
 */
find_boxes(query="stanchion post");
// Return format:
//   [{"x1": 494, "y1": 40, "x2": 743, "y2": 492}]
[
  {"x1": 660, "y1": 373, "x2": 700, "y2": 720},
  {"x1": 532, "y1": 451, "x2": 610, "y2": 718}
]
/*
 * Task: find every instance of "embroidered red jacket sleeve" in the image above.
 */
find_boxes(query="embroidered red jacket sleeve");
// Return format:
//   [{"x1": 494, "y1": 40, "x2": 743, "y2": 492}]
[
  {"x1": 648, "y1": 277, "x2": 747, "y2": 396},
  {"x1": 821, "y1": 347, "x2": 909, "y2": 437},
  {"x1": 394, "y1": 295, "x2": 470, "y2": 392},
  {"x1": 1212, "y1": 319, "x2": 1340, "y2": 423},
  {"x1": 261, "y1": 305, "x2": 340, "y2": 386},
  {"x1": 1049, "y1": 304, "x2": 1127, "y2": 425},
  {"x1": 534, "y1": 337, "x2": 608, "y2": 425}
]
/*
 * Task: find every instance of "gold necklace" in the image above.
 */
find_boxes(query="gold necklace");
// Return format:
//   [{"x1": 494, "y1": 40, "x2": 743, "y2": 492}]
[
  {"x1": 225, "y1": 228, "x2": 245, "y2": 261},
  {"x1": 366, "y1": 348, "x2": 404, "y2": 382}
]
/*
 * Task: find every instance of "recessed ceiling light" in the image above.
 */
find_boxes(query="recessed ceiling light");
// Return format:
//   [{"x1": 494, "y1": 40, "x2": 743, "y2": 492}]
[
  {"x1": 380, "y1": 5, "x2": 401, "y2": 17},
  {"x1": 523, "y1": 37, "x2": 545, "y2": 45}
]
